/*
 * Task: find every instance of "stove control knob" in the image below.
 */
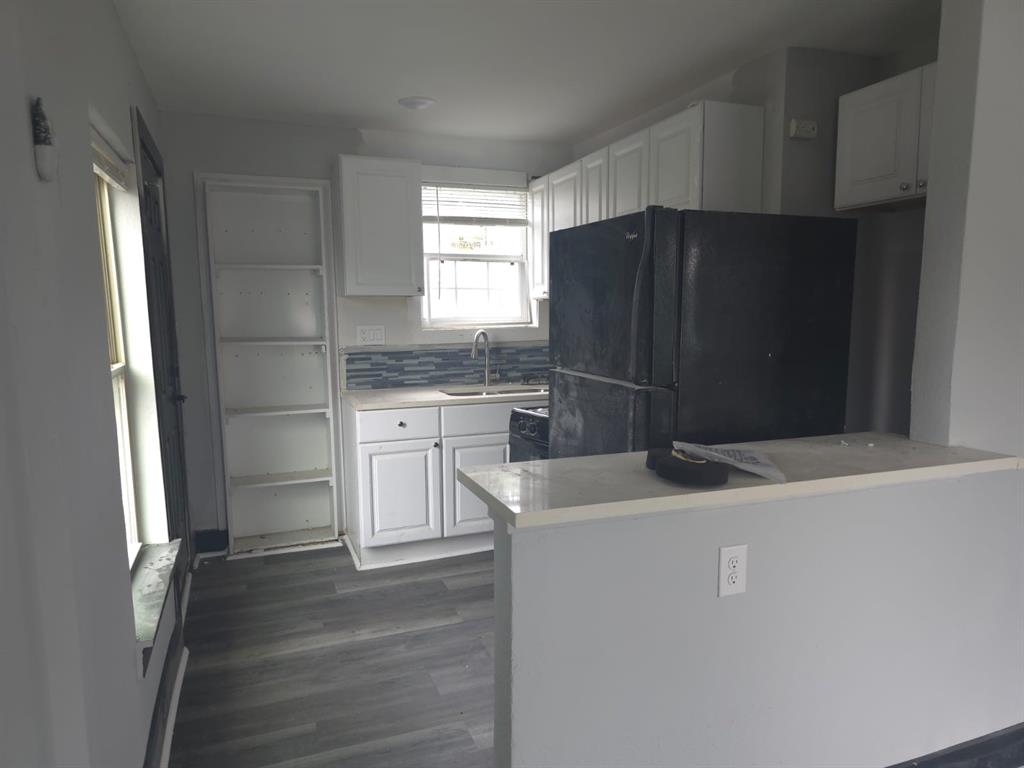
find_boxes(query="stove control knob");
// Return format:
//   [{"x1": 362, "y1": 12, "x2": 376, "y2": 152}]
[
  {"x1": 527, "y1": 422, "x2": 538, "y2": 436},
  {"x1": 519, "y1": 421, "x2": 529, "y2": 434}
]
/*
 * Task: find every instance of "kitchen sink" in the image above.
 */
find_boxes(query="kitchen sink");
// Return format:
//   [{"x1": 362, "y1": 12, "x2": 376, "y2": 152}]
[{"x1": 441, "y1": 386, "x2": 548, "y2": 397}]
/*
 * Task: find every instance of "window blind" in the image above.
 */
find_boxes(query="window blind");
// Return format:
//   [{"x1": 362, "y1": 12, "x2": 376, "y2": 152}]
[
  {"x1": 90, "y1": 126, "x2": 131, "y2": 191},
  {"x1": 422, "y1": 184, "x2": 527, "y2": 226}
]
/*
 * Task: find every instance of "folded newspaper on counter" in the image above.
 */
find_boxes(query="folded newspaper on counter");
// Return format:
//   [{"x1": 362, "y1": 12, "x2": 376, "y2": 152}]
[{"x1": 671, "y1": 441, "x2": 787, "y2": 483}]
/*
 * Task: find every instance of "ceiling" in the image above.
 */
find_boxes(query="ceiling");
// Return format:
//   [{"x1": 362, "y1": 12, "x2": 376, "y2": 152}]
[{"x1": 113, "y1": 0, "x2": 939, "y2": 144}]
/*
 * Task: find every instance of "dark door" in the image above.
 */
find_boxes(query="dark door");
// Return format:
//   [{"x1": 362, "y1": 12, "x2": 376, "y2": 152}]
[
  {"x1": 675, "y1": 211, "x2": 857, "y2": 445},
  {"x1": 132, "y1": 108, "x2": 193, "y2": 565},
  {"x1": 549, "y1": 210, "x2": 653, "y2": 384}
]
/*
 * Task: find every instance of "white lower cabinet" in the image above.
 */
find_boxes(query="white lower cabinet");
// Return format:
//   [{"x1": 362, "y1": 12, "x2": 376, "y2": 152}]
[
  {"x1": 443, "y1": 433, "x2": 508, "y2": 537},
  {"x1": 343, "y1": 399, "x2": 543, "y2": 566},
  {"x1": 358, "y1": 438, "x2": 441, "y2": 547}
]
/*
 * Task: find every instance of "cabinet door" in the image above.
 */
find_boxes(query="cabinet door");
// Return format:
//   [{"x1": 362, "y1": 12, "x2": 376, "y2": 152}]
[
  {"x1": 339, "y1": 155, "x2": 424, "y2": 296},
  {"x1": 443, "y1": 433, "x2": 508, "y2": 537},
  {"x1": 608, "y1": 129, "x2": 650, "y2": 216},
  {"x1": 549, "y1": 161, "x2": 582, "y2": 232},
  {"x1": 649, "y1": 106, "x2": 703, "y2": 210},
  {"x1": 528, "y1": 175, "x2": 550, "y2": 299},
  {"x1": 358, "y1": 438, "x2": 441, "y2": 547},
  {"x1": 581, "y1": 147, "x2": 609, "y2": 224},
  {"x1": 916, "y1": 62, "x2": 936, "y2": 195},
  {"x1": 834, "y1": 68, "x2": 922, "y2": 209}
]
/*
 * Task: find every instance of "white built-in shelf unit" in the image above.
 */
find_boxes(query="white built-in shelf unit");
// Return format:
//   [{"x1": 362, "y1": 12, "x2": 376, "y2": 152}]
[{"x1": 199, "y1": 174, "x2": 340, "y2": 556}]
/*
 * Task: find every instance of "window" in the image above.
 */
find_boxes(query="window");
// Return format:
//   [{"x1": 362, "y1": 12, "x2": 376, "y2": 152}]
[
  {"x1": 94, "y1": 171, "x2": 139, "y2": 562},
  {"x1": 422, "y1": 184, "x2": 531, "y2": 327}
]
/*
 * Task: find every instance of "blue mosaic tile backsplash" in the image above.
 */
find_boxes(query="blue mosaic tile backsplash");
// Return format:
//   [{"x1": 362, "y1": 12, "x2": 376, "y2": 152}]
[{"x1": 343, "y1": 344, "x2": 550, "y2": 390}]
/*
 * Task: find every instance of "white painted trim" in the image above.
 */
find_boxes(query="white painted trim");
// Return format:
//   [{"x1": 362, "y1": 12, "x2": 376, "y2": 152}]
[
  {"x1": 225, "y1": 538, "x2": 346, "y2": 561},
  {"x1": 342, "y1": 533, "x2": 362, "y2": 570},
  {"x1": 195, "y1": 549, "x2": 226, "y2": 561},
  {"x1": 347, "y1": 532, "x2": 493, "y2": 571},
  {"x1": 159, "y1": 646, "x2": 189, "y2": 768}
]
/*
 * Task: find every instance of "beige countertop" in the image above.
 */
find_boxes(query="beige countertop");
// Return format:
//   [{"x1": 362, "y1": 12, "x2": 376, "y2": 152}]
[
  {"x1": 458, "y1": 432, "x2": 1019, "y2": 529},
  {"x1": 340, "y1": 383, "x2": 549, "y2": 411}
]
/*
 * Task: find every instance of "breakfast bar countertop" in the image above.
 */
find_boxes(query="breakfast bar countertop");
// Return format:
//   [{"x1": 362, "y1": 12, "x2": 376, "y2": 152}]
[{"x1": 457, "y1": 431, "x2": 1019, "y2": 529}]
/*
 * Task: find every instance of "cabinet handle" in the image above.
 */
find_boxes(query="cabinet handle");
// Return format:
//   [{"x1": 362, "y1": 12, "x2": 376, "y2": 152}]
[
  {"x1": 397, "y1": 420, "x2": 406, "y2": 427},
  {"x1": 433, "y1": 441, "x2": 440, "y2": 448},
  {"x1": 899, "y1": 182, "x2": 911, "y2": 192},
  {"x1": 416, "y1": 286, "x2": 423, "y2": 294},
  {"x1": 917, "y1": 179, "x2": 927, "y2": 190}
]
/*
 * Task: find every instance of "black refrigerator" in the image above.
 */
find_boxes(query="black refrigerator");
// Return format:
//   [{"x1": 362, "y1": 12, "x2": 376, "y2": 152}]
[{"x1": 548, "y1": 207, "x2": 857, "y2": 458}]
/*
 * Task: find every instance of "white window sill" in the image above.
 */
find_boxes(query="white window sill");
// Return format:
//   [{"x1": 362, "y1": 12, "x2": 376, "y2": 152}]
[{"x1": 130, "y1": 539, "x2": 181, "y2": 677}]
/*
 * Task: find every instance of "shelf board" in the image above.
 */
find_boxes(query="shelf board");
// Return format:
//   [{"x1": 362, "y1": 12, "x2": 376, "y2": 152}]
[
  {"x1": 225, "y1": 404, "x2": 330, "y2": 419},
  {"x1": 232, "y1": 526, "x2": 337, "y2": 554},
  {"x1": 219, "y1": 337, "x2": 327, "y2": 346},
  {"x1": 214, "y1": 262, "x2": 323, "y2": 272},
  {"x1": 230, "y1": 468, "x2": 332, "y2": 489}
]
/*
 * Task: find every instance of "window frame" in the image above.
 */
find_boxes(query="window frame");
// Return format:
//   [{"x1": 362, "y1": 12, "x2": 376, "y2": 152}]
[
  {"x1": 94, "y1": 172, "x2": 141, "y2": 563},
  {"x1": 420, "y1": 181, "x2": 533, "y2": 330}
]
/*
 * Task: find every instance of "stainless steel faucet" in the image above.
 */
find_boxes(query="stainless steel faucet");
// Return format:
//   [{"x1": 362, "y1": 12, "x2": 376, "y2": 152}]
[{"x1": 471, "y1": 329, "x2": 491, "y2": 388}]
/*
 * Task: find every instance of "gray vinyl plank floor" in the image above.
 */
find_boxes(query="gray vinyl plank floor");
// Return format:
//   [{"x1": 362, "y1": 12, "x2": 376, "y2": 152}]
[{"x1": 170, "y1": 547, "x2": 496, "y2": 768}]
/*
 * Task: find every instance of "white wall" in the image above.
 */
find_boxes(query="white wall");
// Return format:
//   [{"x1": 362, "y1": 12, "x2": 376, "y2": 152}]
[
  {"x1": 0, "y1": 0, "x2": 175, "y2": 765},
  {"x1": 159, "y1": 110, "x2": 571, "y2": 532},
  {"x1": 911, "y1": 0, "x2": 1024, "y2": 456},
  {"x1": 498, "y1": 468, "x2": 1024, "y2": 767},
  {"x1": 0, "y1": 14, "x2": 51, "y2": 761}
]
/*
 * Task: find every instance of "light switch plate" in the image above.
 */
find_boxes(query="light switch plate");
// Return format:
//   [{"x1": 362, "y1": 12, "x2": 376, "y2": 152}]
[
  {"x1": 788, "y1": 118, "x2": 818, "y2": 140},
  {"x1": 356, "y1": 325, "x2": 386, "y2": 345}
]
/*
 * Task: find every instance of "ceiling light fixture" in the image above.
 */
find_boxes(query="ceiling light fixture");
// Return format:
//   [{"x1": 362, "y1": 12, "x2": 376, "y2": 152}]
[{"x1": 398, "y1": 96, "x2": 436, "y2": 110}]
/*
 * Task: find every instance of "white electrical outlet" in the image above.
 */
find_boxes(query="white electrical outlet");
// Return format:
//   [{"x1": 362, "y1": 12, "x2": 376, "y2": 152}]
[
  {"x1": 718, "y1": 544, "x2": 748, "y2": 597},
  {"x1": 356, "y1": 325, "x2": 386, "y2": 345}
]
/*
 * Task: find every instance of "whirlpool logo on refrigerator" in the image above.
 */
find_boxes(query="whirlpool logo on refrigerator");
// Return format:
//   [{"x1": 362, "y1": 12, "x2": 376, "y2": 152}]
[{"x1": 625, "y1": 232, "x2": 639, "y2": 241}]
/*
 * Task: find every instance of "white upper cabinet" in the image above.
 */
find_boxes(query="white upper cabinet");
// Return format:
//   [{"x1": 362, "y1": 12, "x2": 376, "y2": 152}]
[
  {"x1": 649, "y1": 107, "x2": 703, "y2": 210},
  {"x1": 549, "y1": 160, "x2": 583, "y2": 232},
  {"x1": 834, "y1": 65, "x2": 934, "y2": 210},
  {"x1": 580, "y1": 147, "x2": 609, "y2": 224},
  {"x1": 337, "y1": 155, "x2": 424, "y2": 296},
  {"x1": 608, "y1": 128, "x2": 650, "y2": 216},
  {"x1": 527, "y1": 101, "x2": 763, "y2": 297},
  {"x1": 528, "y1": 175, "x2": 549, "y2": 299}
]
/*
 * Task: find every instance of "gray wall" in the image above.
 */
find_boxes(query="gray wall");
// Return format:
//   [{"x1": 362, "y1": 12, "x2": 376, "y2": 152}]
[
  {"x1": 159, "y1": 111, "x2": 572, "y2": 532},
  {"x1": 499, "y1": 469, "x2": 1024, "y2": 767},
  {"x1": 912, "y1": 0, "x2": 1024, "y2": 456},
  {"x1": 0, "y1": 0, "x2": 177, "y2": 765},
  {"x1": 845, "y1": 209, "x2": 926, "y2": 434}
]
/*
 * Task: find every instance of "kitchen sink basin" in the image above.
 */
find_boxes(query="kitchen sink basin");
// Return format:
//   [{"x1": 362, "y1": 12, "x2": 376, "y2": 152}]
[{"x1": 441, "y1": 386, "x2": 548, "y2": 397}]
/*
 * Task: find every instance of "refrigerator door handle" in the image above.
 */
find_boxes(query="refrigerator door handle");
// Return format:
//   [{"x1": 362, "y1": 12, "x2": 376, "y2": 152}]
[{"x1": 628, "y1": 207, "x2": 655, "y2": 385}]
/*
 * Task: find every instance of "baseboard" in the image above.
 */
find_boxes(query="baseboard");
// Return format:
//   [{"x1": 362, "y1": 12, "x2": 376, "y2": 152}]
[
  {"x1": 347, "y1": 532, "x2": 493, "y2": 571},
  {"x1": 194, "y1": 528, "x2": 228, "y2": 553},
  {"x1": 889, "y1": 721, "x2": 1024, "y2": 768},
  {"x1": 159, "y1": 646, "x2": 189, "y2": 768}
]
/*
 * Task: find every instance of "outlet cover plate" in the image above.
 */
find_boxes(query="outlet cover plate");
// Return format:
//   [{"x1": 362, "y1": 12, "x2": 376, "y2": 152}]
[
  {"x1": 356, "y1": 325, "x2": 386, "y2": 345},
  {"x1": 719, "y1": 544, "x2": 748, "y2": 597}
]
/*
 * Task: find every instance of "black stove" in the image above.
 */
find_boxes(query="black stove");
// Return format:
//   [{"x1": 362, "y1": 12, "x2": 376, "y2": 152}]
[{"x1": 509, "y1": 406, "x2": 549, "y2": 461}]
